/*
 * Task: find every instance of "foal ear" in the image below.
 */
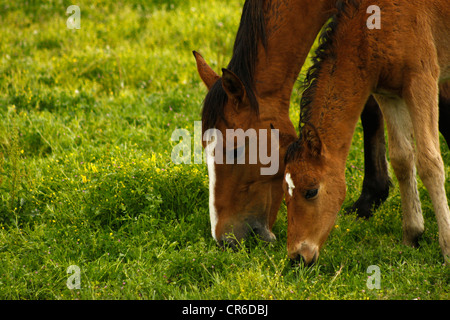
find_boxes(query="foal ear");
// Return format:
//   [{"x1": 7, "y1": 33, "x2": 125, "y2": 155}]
[
  {"x1": 193, "y1": 51, "x2": 220, "y2": 90},
  {"x1": 302, "y1": 124, "x2": 322, "y2": 158},
  {"x1": 221, "y1": 68, "x2": 247, "y2": 106}
]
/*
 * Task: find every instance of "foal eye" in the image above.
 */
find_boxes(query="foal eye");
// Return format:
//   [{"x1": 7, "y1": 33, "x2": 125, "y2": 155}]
[{"x1": 304, "y1": 188, "x2": 319, "y2": 200}]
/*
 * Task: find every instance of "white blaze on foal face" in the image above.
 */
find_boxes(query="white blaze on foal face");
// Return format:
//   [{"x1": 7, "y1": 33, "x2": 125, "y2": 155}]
[{"x1": 285, "y1": 172, "x2": 296, "y2": 197}]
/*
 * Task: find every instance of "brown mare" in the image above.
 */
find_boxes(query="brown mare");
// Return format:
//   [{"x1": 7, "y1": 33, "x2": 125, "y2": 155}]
[
  {"x1": 284, "y1": 0, "x2": 450, "y2": 265},
  {"x1": 194, "y1": 0, "x2": 449, "y2": 247}
]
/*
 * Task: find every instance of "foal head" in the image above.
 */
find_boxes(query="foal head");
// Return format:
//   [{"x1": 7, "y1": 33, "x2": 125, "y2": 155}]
[
  {"x1": 284, "y1": 124, "x2": 347, "y2": 265},
  {"x1": 194, "y1": 51, "x2": 294, "y2": 247}
]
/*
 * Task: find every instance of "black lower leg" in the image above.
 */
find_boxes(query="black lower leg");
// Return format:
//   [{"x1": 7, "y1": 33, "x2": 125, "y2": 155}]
[
  {"x1": 438, "y1": 83, "x2": 450, "y2": 147},
  {"x1": 348, "y1": 96, "x2": 391, "y2": 219}
]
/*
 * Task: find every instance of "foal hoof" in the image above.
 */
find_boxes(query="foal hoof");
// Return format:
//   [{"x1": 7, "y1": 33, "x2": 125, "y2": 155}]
[
  {"x1": 402, "y1": 238, "x2": 420, "y2": 248},
  {"x1": 402, "y1": 231, "x2": 423, "y2": 248}
]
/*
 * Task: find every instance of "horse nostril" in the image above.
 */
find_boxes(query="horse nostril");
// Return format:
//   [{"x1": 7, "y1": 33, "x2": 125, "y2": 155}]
[
  {"x1": 217, "y1": 235, "x2": 239, "y2": 251},
  {"x1": 290, "y1": 252, "x2": 316, "y2": 267},
  {"x1": 248, "y1": 221, "x2": 276, "y2": 243},
  {"x1": 289, "y1": 242, "x2": 319, "y2": 267},
  {"x1": 290, "y1": 253, "x2": 306, "y2": 266}
]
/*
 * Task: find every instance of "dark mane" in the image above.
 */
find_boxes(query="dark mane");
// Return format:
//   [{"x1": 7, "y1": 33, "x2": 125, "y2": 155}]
[
  {"x1": 285, "y1": 0, "x2": 360, "y2": 164},
  {"x1": 202, "y1": 0, "x2": 268, "y2": 132}
]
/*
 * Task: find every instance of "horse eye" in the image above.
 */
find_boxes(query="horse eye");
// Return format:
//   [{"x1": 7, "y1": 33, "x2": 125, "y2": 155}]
[
  {"x1": 234, "y1": 145, "x2": 244, "y2": 159},
  {"x1": 305, "y1": 188, "x2": 318, "y2": 200}
]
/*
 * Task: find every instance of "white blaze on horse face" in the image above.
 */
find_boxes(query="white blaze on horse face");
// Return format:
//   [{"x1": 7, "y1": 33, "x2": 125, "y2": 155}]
[
  {"x1": 285, "y1": 172, "x2": 295, "y2": 197},
  {"x1": 206, "y1": 144, "x2": 218, "y2": 241},
  {"x1": 204, "y1": 130, "x2": 219, "y2": 242}
]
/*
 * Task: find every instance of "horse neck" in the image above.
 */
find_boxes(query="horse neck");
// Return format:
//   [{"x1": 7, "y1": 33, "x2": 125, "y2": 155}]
[
  {"x1": 254, "y1": 0, "x2": 336, "y2": 115},
  {"x1": 308, "y1": 58, "x2": 374, "y2": 167}
]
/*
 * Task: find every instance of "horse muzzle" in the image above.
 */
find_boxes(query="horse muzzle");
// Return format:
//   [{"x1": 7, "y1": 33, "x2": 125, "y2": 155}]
[
  {"x1": 288, "y1": 241, "x2": 319, "y2": 267},
  {"x1": 216, "y1": 216, "x2": 276, "y2": 249}
]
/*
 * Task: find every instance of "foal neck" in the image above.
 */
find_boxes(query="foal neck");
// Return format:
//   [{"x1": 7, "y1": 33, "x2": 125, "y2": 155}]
[{"x1": 303, "y1": 53, "x2": 373, "y2": 163}]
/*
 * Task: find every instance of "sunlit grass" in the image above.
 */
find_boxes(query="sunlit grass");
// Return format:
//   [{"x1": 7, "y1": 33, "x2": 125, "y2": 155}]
[{"x1": 0, "y1": 0, "x2": 449, "y2": 300}]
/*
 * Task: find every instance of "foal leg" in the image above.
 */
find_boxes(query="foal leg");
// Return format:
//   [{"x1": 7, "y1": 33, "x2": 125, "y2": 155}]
[
  {"x1": 404, "y1": 78, "x2": 450, "y2": 264},
  {"x1": 374, "y1": 95, "x2": 425, "y2": 247},
  {"x1": 349, "y1": 96, "x2": 391, "y2": 219}
]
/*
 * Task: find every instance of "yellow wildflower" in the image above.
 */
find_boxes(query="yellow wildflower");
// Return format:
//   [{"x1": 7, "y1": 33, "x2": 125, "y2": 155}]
[{"x1": 90, "y1": 163, "x2": 98, "y2": 173}]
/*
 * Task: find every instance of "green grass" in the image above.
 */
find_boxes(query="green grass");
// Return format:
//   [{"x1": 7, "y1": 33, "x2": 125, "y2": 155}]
[{"x1": 0, "y1": 0, "x2": 449, "y2": 300}]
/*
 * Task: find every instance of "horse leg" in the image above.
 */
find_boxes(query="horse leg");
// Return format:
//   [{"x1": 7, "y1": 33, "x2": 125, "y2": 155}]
[
  {"x1": 374, "y1": 95, "x2": 425, "y2": 248},
  {"x1": 404, "y1": 77, "x2": 450, "y2": 264},
  {"x1": 351, "y1": 84, "x2": 449, "y2": 220},
  {"x1": 438, "y1": 82, "x2": 450, "y2": 147},
  {"x1": 349, "y1": 96, "x2": 391, "y2": 219}
]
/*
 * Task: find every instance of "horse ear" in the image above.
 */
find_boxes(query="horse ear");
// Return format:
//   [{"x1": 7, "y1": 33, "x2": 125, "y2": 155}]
[
  {"x1": 193, "y1": 51, "x2": 219, "y2": 90},
  {"x1": 302, "y1": 124, "x2": 322, "y2": 158},
  {"x1": 221, "y1": 68, "x2": 247, "y2": 106}
]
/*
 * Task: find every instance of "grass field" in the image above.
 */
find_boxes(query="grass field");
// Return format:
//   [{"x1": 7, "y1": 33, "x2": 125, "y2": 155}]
[{"x1": 0, "y1": 0, "x2": 449, "y2": 300}]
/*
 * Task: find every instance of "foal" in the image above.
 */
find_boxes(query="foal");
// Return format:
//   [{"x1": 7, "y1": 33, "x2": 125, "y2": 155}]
[{"x1": 284, "y1": 0, "x2": 450, "y2": 265}]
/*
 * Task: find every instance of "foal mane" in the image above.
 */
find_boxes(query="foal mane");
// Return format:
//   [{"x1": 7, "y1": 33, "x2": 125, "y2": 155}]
[
  {"x1": 201, "y1": 0, "x2": 269, "y2": 132},
  {"x1": 285, "y1": 0, "x2": 360, "y2": 164}
]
